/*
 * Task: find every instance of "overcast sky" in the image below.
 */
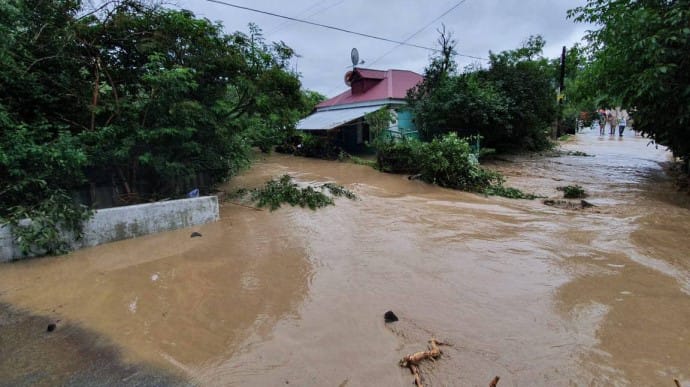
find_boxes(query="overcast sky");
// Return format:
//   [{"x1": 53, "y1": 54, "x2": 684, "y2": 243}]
[{"x1": 175, "y1": 0, "x2": 591, "y2": 97}]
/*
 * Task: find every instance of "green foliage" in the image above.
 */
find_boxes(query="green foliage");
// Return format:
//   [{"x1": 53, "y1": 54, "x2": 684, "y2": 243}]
[
  {"x1": 300, "y1": 90, "x2": 327, "y2": 115},
  {"x1": 3, "y1": 192, "x2": 92, "y2": 257},
  {"x1": 375, "y1": 138, "x2": 422, "y2": 174},
  {"x1": 408, "y1": 33, "x2": 557, "y2": 153},
  {"x1": 364, "y1": 107, "x2": 394, "y2": 144},
  {"x1": 0, "y1": 0, "x2": 309, "y2": 256},
  {"x1": 247, "y1": 175, "x2": 356, "y2": 211},
  {"x1": 558, "y1": 185, "x2": 586, "y2": 199},
  {"x1": 276, "y1": 132, "x2": 344, "y2": 160},
  {"x1": 483, "y1": 185, "x2": 540, "y2": 200},
  {"x1": 321, "y1": 183, "x2": 357, "y2": 200},
  {"x1": 569, "y1": 1, "x2": 690, "y2": 161},
  {"x1": 376, "y1": 133, "x2": 502, "y2": 191},
  {"x1": 480, "y1": 36, "x2": 558, "y2": 151},
  {"x1": 0, "y1": 118, "x2": 91, "y2": 256},
  {"x1": 348, "y1": 155, "x2": 377, "y2": 168},
  {"x1": 375, "y1": 133, "x2": 537, "y2": 199},
  {"x1": 416, "y1": 133, "x2": 502, "y2": 190}
]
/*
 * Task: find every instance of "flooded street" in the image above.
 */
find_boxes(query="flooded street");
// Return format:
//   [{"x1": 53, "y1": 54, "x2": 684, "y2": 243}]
[{"x1": 1, "y1": 128, "x2": 689, "y2": 386}]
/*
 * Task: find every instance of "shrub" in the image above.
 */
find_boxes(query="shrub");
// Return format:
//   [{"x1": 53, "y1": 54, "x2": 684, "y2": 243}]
[
  {"x1": 276, "y1": 133, "x2": 344, "y2": 160},
  {"x1": 376, "y1": 139, "x2": 422, "y2": 173},
  {"x1": 376, "y1": 133, "x2": 502, "y2": 191},
  {"x1": 417, "y1": 133, "x2": 502, "y2": 190},
  {"x1": 375, "y1": 133, "x2": 540, "y2": 199},
  {"x1": 248, "y1": 175, "x2": 356, "y2": 211},
  {"x1": 558, "y1": 185, "x2": 586, "y2": 198},
  {"x1": 484, "y1": 185, "x2": 540, "y2": 200}
]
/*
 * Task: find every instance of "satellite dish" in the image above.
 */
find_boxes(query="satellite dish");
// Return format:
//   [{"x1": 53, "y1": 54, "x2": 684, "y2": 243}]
[{"x1": 351, "y1": 48, "x2": 359, "y2": 68}]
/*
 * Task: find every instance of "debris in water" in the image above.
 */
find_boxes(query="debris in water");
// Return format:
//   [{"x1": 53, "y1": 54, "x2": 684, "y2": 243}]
[
  {"x1": 543, "y1": 199, "x2": 595, "y2": 210},
  {"x1": 580, "y1": 200, "x2": 595, "y2": 208},
  {"x1": 46, "y1": 323, "x2": 56, "y2": 332},
  {"x1": 384, "y1": 310, "x2": 398, "y2": 323},
  {"x1": 128, "y1": 297, "x2": 138, "y2": 313},
  {"x1": 399, "y1": 338, "x2": 446, "y2": 387},
  {"x1": 489, "y1": 376, "x2": 500, "y2": 386},
  {"x1": 190, "y1": 232, "x2": 202, "y2": 238}
]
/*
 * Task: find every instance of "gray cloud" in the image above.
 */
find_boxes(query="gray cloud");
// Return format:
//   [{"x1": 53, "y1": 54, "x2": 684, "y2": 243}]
[{"x1": 177, "y1": 0, "x2": 590, "y2": 96}]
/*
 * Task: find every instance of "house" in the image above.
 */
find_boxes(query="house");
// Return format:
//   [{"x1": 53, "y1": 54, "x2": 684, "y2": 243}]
[{"x1": 296, "y1": 68, "x2": 423, "y2": 153}]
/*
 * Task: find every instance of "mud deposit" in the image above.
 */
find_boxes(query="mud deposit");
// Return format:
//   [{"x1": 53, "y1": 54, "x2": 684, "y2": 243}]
[
  {"x1": 1, "y1": 129, "x2": 689, "y2": 386},
  {"x1": 0, "y1": 303, "x2": 187, "y2": 387}
]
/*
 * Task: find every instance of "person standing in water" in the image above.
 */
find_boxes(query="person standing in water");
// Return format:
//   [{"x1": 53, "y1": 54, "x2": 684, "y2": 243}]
[
  {"x1": 618, "y1": 116, "x2": 626, "y2": 136},
  {"x1": 607, "y1": 111, "x2": 617, "y2": 135}
]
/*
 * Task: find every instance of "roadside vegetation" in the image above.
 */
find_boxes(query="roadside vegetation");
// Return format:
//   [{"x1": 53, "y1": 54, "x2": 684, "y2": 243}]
[
  {"x1": 3, "y1": 0, "x2": 688, "y2": 255},
  {"x1": 375, "y1": 134, "x2": 539, "y2": 199},
  {"x1": 568, "y1": 1, "x2": 690, "y2": 170},
  {"x1": 558, "y1": 185, "x2": 587, "y2": 199},
  {"x1": 407, "y1": 31, "x2": 557, "y2": 153},
  {"x1": 0, "y1": 0, "x2": 317, "y2": 255}
]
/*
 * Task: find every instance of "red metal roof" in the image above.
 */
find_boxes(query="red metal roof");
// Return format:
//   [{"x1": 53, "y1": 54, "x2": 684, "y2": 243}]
[{"x1": 317, "y1": 68, "x2": 423, "y2": 109}]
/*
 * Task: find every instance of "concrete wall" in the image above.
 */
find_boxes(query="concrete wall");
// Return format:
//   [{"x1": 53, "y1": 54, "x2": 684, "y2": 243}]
[{"x1": 1, "y1": 196, "x2": 219, "y2": 262}]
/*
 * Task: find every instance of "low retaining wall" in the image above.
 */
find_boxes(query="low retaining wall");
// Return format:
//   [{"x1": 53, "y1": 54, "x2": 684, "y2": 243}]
[{"x1": 1, "y1": 196, "x2": 219, "y2": 262}]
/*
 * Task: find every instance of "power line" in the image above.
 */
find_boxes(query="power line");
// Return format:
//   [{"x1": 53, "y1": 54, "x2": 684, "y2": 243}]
[
  {"x1": 370, "y1": 0, "x2": 487, "y2": 65},
  {"x1": 206, "y1": 0, "x2": 439, "y2": 52},
  {"x1": 266, "y1": 0, "x2": 347, "y2": 37}
]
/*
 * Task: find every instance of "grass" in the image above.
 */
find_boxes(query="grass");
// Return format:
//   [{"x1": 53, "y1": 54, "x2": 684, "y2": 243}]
[{"x1": 348, "y1": 155, "x2": 377, "y2": 168}]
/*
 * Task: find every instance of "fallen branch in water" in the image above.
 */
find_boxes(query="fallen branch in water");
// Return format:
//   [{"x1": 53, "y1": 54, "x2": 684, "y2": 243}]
[
  {"x1": 399, "y1": 338, "x2": 444, "y2": 387},
  {"x1": 489, "y1": 376, "x2": 500, "y2": 387},
  {"x1": 225, "y1": 200, "x2": 264, "y2": 211}
]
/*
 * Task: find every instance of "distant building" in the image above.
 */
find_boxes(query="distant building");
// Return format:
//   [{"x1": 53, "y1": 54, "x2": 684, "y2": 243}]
[{"x1": 297, "y1": 68, "x2": 423, "y2": 153}]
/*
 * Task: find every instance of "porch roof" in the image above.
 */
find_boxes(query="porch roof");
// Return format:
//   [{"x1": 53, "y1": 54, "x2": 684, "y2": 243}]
[{"x1": 296, "y1": 105, "x2": 383, "y2": 131}]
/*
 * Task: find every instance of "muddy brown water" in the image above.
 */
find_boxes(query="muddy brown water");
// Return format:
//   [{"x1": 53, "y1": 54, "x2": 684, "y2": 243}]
[{"x1": 1, "y1": 129, "x2": 689, "y2": 386}]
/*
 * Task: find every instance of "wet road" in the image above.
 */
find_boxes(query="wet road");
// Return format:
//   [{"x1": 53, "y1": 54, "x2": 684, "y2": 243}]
[{"x1": 1, "y1": 128, "x2": 688, "y2": 386}]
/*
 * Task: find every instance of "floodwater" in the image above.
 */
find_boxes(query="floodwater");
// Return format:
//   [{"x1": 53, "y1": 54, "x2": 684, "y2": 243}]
[{"x1": 1, "y1": 128, "x2": 689, "y2": 386}]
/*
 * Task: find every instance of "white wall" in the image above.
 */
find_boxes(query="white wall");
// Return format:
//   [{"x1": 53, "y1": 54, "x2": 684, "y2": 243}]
[{"x1": 0, "y1": 196, "x2": 219, "y2": 262}]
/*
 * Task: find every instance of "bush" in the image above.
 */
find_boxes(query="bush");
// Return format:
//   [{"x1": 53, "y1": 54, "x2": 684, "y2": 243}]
[
  {"x1": 484, "y1": 185, "x2": 540, "y2": 200},
  {"x1": 376, "y1": 133, "x2": 502, "y2": 191},
  {"x1": 375, "y1": 133, "x2": 540, "y2": 199},
  {"x1": 417, "y1": 133, "x2": 502, "y2": 190},
  {"x1": 247, "y1": 175, "x2": 356, "y2": 211},
  {"x1": 558, "y1": 185, "x2": 586, "y2": 198},
  {"x1": 276, "y1": 133, "x2": 344, "y2": 160},
  {"x1": 376, "y1": 139, "x2": 422, "y2": 173}
]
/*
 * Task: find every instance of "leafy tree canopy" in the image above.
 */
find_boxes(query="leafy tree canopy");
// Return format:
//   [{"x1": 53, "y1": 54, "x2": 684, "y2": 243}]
[
  {"x1": 1, "y1": 0, "x2": 311, "y2": 255},
  {"x1": 569, "y1": 0, "x2": 690, "y2": 161},
  {"x1": 408, "y1": 31, "x2": 557, "y2": 152}
]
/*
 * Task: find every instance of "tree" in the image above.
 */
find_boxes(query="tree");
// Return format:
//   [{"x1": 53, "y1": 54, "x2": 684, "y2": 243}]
[
  {"x1": 300, "y1": 90, "x2": 326, "y2": 116},
  {"x1": 0, "y1": 0, "x2": 92, "y2": 255},
  {"x1": 480, "y1": 35, "x2": 557, "y2": 150},
  {"x1": 407, "y1": 31, "x2": 557, "y2": 152},
  {"x1": 569, "y1": 1, "x2": 690, "y2": 163},
  {"x1": 1, "y1": 0, "x2": 308, "y2": 255}
]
